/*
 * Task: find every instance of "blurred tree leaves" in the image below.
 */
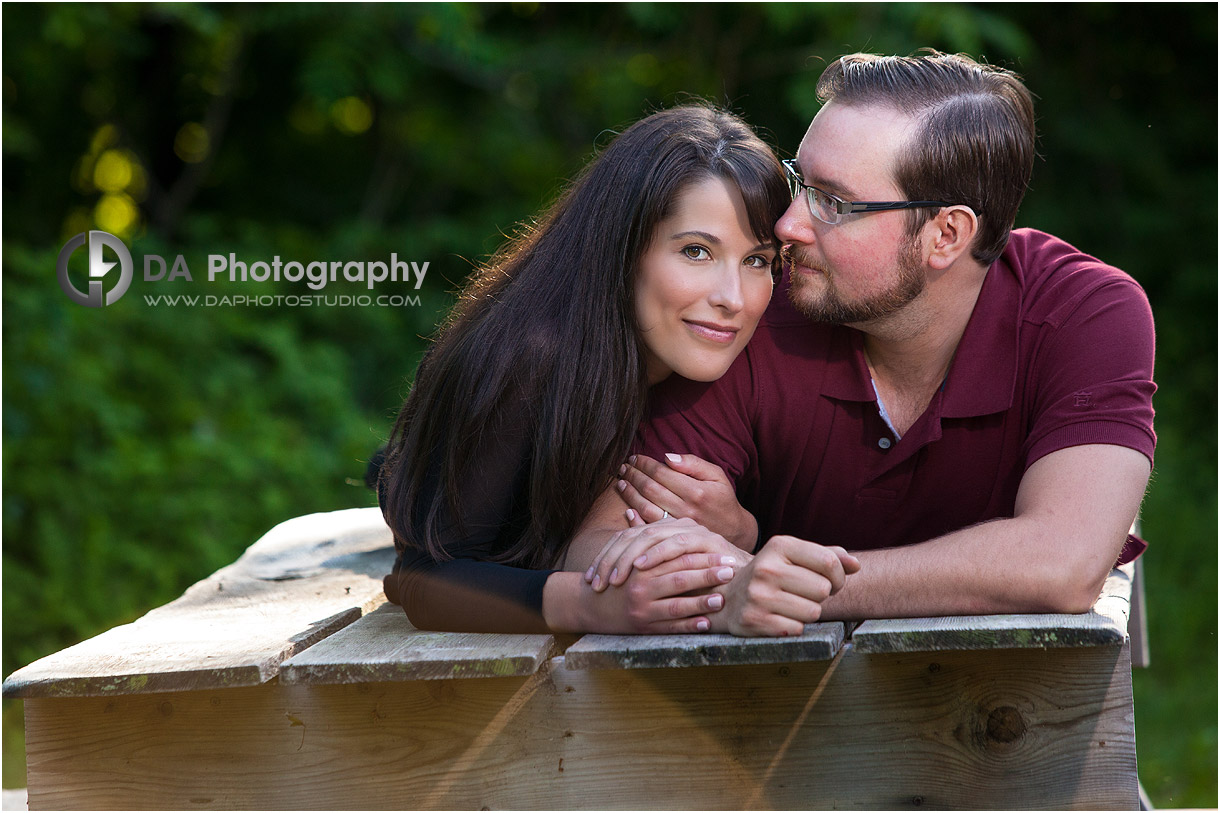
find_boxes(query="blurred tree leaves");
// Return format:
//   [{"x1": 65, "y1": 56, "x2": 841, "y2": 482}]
[{"x1": 2, "y1": 3, "x2": 1215, "y2": 804}]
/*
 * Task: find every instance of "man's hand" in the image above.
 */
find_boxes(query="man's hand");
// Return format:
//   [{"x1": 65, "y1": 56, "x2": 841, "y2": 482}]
[
  {"x1": 617, "y1": 453, "x2": 758, "y2": 549},
  {"x1": 708, "y1": 535, "x2": 861, "y2": 637},
  {"x1": 585, "y1": 516, "x2": 749, "y2": 592}
]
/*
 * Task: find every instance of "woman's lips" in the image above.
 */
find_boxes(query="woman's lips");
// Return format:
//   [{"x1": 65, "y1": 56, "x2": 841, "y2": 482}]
[{"x1": 684, "y1": 320, "x2": 740, "y2": 344}]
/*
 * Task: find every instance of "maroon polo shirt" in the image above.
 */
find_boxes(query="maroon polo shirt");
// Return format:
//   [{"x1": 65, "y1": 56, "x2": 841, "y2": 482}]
[{"x1": 636, "y1": 229, "x2": 1156, "y2": 563}]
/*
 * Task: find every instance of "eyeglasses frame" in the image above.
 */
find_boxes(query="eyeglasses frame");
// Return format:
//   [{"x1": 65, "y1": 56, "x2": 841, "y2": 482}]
[{"x1": 782, "y1": 158, "x2": 954, "y2": 225}]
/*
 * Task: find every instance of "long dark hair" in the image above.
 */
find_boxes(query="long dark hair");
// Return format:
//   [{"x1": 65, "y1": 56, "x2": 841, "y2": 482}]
[{"x1": 380, "y1": 103, "x2": 789, "y2": 569}]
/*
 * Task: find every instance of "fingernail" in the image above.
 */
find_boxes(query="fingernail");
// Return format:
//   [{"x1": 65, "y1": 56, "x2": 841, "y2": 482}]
[
  {"x1": 708, "y1": 594, "x2": 724, "y2": 610},
  {"x1": 634, "y1": 554, "x2": 647, "y2": 567},
  {"x1": 625, "y1": 509, "x2": 635, "y2": 521},
  {"x1": 629, "y1": 455, "x2": 637, "y2": 464},
  {"x1": 592, "y1": 574, "x2": 602, "y2": 590},
  {"x1": 618, "y1": 464, "x2": 626, "y2": 475},
  {"x1": 696, "y1": 619, "x2": 709, "y2": 631},
  {"x1": 610, "y1": 568, "x2": 619, "y2": 583},
  {"x1": 585, "y1": 566, "x2": 594, "y2": 581},
  {"x1": 666, "y1": 453, "x2": 681, "y2": 464},
  {"x1": 617, "y1": 480, "x2": 626, "y2": 491},
  {"x1": 717, "y1": 567, "x2": 734, "y2": 580},
  {"x1": 721, "y1": 556, "x2": 737, "y2": 566}
]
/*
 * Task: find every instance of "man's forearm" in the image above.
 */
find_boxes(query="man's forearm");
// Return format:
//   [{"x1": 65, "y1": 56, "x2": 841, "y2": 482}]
[
  {"x1": 820, "y1": 445, "x2": 1149, "y2": 620},
  {"x1": 818, "y1": 515, "x2": 1119, "y2": 620},
  {"x1": 562, "y1": 486, "x2": 633, "y2": 572}
]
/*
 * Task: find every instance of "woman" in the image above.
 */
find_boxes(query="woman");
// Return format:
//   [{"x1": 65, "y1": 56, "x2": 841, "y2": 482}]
[{"x1": 378, "y1": 104, "x2": 788, "y2": 635}]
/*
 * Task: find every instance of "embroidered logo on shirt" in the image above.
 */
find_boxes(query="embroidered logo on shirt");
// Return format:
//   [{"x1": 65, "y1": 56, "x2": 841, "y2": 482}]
[{"x1": 1072, "y1": 391, "x2": 1093, "y2": 408}]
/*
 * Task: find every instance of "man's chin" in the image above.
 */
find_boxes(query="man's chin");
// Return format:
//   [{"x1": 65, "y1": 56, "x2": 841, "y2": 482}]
[
  {"x1": 787, "y1": 277, "x2": 875, "y2": 325},
  {"x1": 787, "y1": 278, "x2": 837, "y2": 322}
]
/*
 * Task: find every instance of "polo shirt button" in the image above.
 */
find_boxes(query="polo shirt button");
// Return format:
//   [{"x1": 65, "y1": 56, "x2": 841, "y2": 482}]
[{"x1": 878, "y1": 437, "x2": 892, "y2": 450}]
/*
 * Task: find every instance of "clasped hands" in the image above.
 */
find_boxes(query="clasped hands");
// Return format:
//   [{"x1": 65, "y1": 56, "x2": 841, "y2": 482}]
[{"x1": 582, "y1": 453, "x2": 860, "y2": 637}]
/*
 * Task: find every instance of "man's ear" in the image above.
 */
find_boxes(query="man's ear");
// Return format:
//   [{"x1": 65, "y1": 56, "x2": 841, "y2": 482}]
[{"x1": 925, "y1": 205, "x2": 979, "y2": 270}]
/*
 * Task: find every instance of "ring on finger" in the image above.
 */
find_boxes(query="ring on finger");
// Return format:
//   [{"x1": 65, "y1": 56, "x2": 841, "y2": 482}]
[{"x1": 661, "y1": 510, "x2": 669, "y2": 519}]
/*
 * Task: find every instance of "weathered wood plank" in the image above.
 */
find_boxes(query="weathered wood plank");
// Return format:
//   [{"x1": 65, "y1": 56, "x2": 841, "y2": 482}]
[
  {"x1": 279, "y1": 602, "x2": 556, "y2": 684},
  {"x1": 1127, "y1": 519, "x2": 1151, "y2": 668},
  {"x1": 851, "y1": 566, "x2": 1132, "y2": 655},
  {"x1": 1129, "y1": 558, "x2": 1150, "y2": 668},
  {"x1": 548, "y1": 643, "x2": 1137, "y2": 810},
  {"x1": 564, "y1": 622, "x2": 844, "y2": 670},
  {"x1": 21, "y1": 642, "x2": 1137, "y2": 810},
  {"x1": 2, "y1": 508, "x2": 394, "y2": 699},
  {"x1": 23, "y1": 672, "x2": 564, "y2": 811}
]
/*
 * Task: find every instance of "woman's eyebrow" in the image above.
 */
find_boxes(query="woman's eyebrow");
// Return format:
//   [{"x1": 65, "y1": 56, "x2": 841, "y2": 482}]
[
  {"x1": 671, "y1": 232, "x2": 773, "y2": 254},
  {"x1": 670, "y1": 230, "x2": 721, "y2": 243}
]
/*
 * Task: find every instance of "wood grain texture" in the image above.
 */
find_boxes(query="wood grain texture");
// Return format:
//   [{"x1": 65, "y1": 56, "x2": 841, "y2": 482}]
[
  {"x1": 279, "y1": 602, "x2": 557, "y2": 683},
  {"x1": 22, "y1": 642, "x2": 1136, "y2": 810},
  {"x1": 548, "y1": 643, "x2": 1137, "y2": 810},
  {"x1": 1129, "y1": 558, "x2": 1150, "y2": 668},
  {"x1": 24, "y1": 672, "x2": 565, "y2": 811},
  {"x1": 3, "y1": 508, "x2": 394, "y2": 699},
  {"x1": 563, "y1": 622, "x2": 844, "y2": 670},
  {"x1": 851, "y1": 566, "x2": 1133, "y2": 655}
]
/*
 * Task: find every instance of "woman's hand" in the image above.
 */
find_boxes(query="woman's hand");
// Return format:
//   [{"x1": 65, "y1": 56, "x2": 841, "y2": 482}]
[
  {"x1": 584, "y1": 516, "x2": 751, "y2": 593},
  {"x1": 544, "y1": 555, "x2": 738, "y2": 635},
  {"x1": 616, "y1": 453, "x2": 758, "y2": 550},
  {"x1": 581, "y1": 554, "x2": 738, "y2": 634}
]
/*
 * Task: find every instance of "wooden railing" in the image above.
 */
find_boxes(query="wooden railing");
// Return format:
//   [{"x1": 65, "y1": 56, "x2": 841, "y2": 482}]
[{"x1": 3, "y1": 508, "x2": 1141, "y2": 810}]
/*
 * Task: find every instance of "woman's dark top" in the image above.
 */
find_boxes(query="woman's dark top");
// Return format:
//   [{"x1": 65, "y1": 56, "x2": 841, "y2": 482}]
[{"x1": 379, "y1": 388, "x2": 558, "y2": 633}]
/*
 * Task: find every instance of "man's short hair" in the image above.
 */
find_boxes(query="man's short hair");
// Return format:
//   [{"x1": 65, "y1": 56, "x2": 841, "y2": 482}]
[{"x1": 817, "y1": 51, "x2": 1036, "y2": 265}]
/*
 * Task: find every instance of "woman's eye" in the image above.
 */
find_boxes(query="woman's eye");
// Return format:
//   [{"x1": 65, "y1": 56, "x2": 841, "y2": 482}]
[
  {"x1": 744, "y1": 254, "x2": 773, "y2": 269},
  {"x1": 682, "y1": 245, "x2": 711, "y2": 260}
]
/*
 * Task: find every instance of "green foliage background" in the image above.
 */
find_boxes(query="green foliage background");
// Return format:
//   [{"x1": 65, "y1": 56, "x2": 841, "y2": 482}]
[{"x1": 3, "y1": 3, "x2": 1215, "y2": 805}]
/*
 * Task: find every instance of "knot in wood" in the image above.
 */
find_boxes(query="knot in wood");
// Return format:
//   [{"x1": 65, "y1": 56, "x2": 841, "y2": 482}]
[{"x1": 985, "y1": 705, "x2": 1026, "y2": 744}]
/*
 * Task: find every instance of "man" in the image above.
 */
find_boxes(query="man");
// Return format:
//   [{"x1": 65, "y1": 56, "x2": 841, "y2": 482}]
[{"x1": 568, "y1": 51, "x2": 1156, "y2": 636}]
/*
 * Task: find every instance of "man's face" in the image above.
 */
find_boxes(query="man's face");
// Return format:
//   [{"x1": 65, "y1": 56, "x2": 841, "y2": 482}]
[{"x1": 776, "y1": 102, "x2": 929, "y2": 325}]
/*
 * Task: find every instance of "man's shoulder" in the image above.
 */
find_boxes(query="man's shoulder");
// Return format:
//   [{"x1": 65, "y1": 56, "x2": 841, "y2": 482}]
[{"x1": 1000, "y1": 228, "x2": 1149, "y2": 325}]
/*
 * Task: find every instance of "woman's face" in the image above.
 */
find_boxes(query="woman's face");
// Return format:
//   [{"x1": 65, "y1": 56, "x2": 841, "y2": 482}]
[{"x1": 635, "y1": 176, "x2": 776, "y2": 386}]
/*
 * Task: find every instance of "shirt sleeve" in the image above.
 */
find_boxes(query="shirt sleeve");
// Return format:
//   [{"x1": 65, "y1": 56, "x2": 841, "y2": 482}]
[
  {"x1": 382, "y1": 386, "x2": 556, "y2": 634},
  {"x1": 1017, "y1": 252, "x2": 1157, "y2": 567},
  {"x1": 635, "y1": 348, "x2": 760, "y2": 488},
  {"x1": 1022, "y1": 274, "x2": 1157, "y2": 469}
]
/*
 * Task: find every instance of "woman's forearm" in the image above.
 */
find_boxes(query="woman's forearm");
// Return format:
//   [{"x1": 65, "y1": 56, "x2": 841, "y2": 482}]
[{"x1": 540, "y1": 571, "x2": 591, "y2": 633}]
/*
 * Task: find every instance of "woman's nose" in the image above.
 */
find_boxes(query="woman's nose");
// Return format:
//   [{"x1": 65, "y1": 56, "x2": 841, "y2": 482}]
[{"x1": 708, "y1": 265, "x2": 745, "y2": 313}]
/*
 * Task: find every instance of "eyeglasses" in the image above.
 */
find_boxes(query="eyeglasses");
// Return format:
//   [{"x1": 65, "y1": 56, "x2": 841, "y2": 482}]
[{"x1": 782, "y1": 159, "x2": 952, "y2": 226}]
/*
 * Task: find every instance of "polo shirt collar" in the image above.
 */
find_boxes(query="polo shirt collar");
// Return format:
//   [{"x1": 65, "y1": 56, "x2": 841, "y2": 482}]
[
  {"x1": 814, "y1": 258, "x2": 1019, "y2": 417},
  {"x1": 819, "y1": 326, "x2": 875, "y2": 402}
]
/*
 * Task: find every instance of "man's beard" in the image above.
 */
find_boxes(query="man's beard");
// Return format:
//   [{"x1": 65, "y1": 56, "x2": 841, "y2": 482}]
[{"x1": 786, "y1": 238, "x2": 926, "y2": 324}]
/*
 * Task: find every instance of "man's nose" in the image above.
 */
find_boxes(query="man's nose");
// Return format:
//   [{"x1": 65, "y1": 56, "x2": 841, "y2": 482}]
[{"x1": 776, "y1": 196, "x2": 815, "y2": 245}]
